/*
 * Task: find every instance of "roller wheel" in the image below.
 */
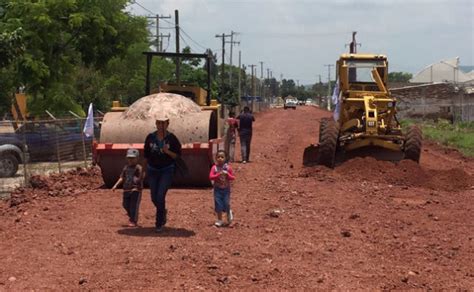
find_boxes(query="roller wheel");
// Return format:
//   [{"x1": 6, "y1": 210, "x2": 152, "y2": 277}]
[
  {"x1": 404, "y1": 125, "x2": 422, "y2": 162},
  {"x1": 318, "y1": 120, "x2": 339, "y2": 168},
  {"x1": 318, "y1": 118, "x2": 330, "y2": 142}
]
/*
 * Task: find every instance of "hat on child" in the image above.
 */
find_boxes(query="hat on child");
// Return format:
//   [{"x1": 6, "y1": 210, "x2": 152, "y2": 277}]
[{"x1": 126, "y1": 148, "x2": 139, "y2": 158}]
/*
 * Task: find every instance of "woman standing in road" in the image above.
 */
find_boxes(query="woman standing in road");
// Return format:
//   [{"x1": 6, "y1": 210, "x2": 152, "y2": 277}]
[{"x1": 144, "y1": 114, "x2": 182, "y2": 232}]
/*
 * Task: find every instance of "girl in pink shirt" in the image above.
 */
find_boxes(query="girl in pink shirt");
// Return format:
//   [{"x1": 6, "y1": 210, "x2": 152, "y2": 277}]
[{"x1": 209, "y1": 150, "x2": 236, "y2": 227}]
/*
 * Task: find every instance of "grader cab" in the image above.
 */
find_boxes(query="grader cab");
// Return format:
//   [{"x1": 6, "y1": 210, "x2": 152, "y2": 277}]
[{"x1": 303, "y1": 54, "x2": 422, "y2": 167}]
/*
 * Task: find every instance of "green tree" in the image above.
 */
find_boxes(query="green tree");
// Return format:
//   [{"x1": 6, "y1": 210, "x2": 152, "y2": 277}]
[
  {"x1": 0, "y1": 0, "x2": 149, "y2": 116},
  {"x1": 388, "y1": 72, "x2": 412, "y2": 82},
  {"x1": 0, "y1": 27, "x2": 24, "y2": 115},
  {"x1": 281, "y1": 79, "x2": 296, "y2": 97}
]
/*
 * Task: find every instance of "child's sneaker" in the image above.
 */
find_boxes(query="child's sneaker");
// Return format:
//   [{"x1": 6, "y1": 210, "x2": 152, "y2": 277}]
[
  {"x1": 214, "y1": 220, "x2": 224, "y2": 227},
  {"x1": 128, "y1": 220, "x2": 137, "y2": 227},
  {"x1": 227, "y1": 209, "x2": 233, "y2": 224}
]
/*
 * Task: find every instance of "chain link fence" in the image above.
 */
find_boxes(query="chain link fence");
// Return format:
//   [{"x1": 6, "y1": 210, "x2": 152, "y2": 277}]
[{"x1": 0, "y1": 117, "x2": 101, "y2": 198}]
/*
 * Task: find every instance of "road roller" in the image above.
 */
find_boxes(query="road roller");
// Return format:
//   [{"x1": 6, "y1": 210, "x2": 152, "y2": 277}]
[{"x1": 93, "y1": 51, "x2": 225, "y2": 187}]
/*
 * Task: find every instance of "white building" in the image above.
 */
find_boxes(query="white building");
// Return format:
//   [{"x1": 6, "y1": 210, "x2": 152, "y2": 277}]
[{"x1": 410, "y1": 57, "x2": 474, "y2": 84}]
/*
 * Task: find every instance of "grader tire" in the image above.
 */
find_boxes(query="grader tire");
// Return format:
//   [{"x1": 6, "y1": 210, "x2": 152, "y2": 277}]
[
  {"x1": 318, "y1": 118, "x2": 330, "y2": 142},
  {"x1": 404, "y1": 125, "x2": 422, "y2": 162},
  {"x1": 318, "y1": 121, "x2": 339, "y2": 168}
]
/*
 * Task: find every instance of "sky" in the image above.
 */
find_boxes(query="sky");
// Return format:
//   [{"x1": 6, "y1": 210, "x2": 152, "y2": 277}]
[{"x1": 127, "y1": 0, "x2": 473, "y2": 84}]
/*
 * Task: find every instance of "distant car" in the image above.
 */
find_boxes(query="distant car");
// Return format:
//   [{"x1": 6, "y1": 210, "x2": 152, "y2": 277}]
[
  {"x1": 305, "y1": 99, "x2": 313, "y2": 105},
  {"x1": 284, "y1": 99, "x2": 297, "y2": 110}
]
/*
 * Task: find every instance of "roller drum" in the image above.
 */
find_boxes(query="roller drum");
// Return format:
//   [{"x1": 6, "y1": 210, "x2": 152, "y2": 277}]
[
  {"x1": 100, "y1": 111, "x2": 214, "y2": 144},
  {"x1": 99, "y1": 110, "x2": 215, "y2": 187}
]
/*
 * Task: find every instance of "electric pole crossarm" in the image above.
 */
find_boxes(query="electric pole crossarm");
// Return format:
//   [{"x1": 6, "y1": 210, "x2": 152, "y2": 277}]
[{"x1": 147, "y1": 14, "x2": 172, "y2": 52}]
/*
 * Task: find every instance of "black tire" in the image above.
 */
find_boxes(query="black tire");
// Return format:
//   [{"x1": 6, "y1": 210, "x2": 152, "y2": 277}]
[
  {"x1": 0, "y1": 153, "x2": 19, "y2": 177},
  {"x1": 404, "y1": 125, "x2": 422, "y2": 162},
  {"x1": 318, "y1": 121, "x2": 339, "y2": 168},
  {"x1": 318, "y1": 118, "x2": 330, "y2": 142}
]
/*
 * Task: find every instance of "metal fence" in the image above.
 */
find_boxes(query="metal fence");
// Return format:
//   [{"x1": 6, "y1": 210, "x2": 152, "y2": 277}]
[{"x1": 0, "y1": 118, "x2": 101, "y2": 198}]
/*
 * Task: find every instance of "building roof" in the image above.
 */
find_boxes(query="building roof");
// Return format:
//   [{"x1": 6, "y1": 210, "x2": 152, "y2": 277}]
[{"x1": 410, "y1": 57, "x2": 474, "y2": 84}]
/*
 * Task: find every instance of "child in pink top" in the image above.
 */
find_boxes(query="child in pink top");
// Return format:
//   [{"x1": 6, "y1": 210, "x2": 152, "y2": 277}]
[{"x1": 209, "y1": 150, "x2": 236, "y2": 227}]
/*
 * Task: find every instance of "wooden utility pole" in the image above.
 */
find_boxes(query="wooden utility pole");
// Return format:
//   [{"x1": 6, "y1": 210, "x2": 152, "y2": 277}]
[
  {"x1": 249, "y1": 64, "x2": 257, "y2": 97},
  {"x1": 158, "y1": 33, "x2": 171, "y2": 52},
  {"x1": 226, "y1": 31, "x2": 240, "y2": 86},
  {"x1": 148, "y1": 14, "x2": 171, "y2": 52},
  {"x1": 259, "y1": 61, "x2": 264, "y2": 97},
  {"x1": 238, "y1": 50, "x2": 242, "y2": 102},
  {"x1": 266, "y1": 68, "x2": 270, "y2": 100},
  {"x1": 175, "y1": 10, "x2": 180, "y2": 85},
  {"x1": 215, "y1": 33, "x2": 231, "y2": 95}
]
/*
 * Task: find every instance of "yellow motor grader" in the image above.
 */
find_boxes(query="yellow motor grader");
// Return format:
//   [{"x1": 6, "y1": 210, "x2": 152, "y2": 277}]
[{"x1": 303, "y1": 53, "x2": 422, "y2": 167}]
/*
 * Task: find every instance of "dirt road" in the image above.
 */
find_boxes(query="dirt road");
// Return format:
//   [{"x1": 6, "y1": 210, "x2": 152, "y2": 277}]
[{"x1": 1, "y1": 106, "x2": 473, "y2": 290}]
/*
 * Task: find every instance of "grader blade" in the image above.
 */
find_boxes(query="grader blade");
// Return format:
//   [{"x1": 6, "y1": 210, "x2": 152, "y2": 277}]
[
  {"x1": 339, "y1": 146, "x2": 405, "y2": 162},
  {"x1": 303, "y1": 144, "x2": 320, "y2": 166}
]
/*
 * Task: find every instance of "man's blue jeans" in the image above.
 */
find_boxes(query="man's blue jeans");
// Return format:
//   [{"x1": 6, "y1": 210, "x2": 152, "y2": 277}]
[{"x1": 147, "y1": 165, "x2": 174, "y2": 228}]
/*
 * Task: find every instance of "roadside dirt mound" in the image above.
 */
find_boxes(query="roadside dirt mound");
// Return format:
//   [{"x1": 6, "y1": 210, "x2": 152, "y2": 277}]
[
  {"x1": 425, "y1": 168, "x2": 473, "y2": 192},
  {"x1": 7, "y1": 167, "x2": 102, "y2": 209},
  {"x1": 333, "y1": 157, "x2": 473, "y2": 191}
]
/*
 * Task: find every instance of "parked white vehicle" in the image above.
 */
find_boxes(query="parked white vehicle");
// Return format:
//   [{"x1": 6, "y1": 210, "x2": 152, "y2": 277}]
[{"x1": 284, "y1": 99, "x2": 297, "y2": 110}]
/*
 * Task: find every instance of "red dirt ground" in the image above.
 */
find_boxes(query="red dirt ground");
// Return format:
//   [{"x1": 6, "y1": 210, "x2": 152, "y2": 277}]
[{"x1": 1, "y1": 106, "x2": 473, "y2": 290}]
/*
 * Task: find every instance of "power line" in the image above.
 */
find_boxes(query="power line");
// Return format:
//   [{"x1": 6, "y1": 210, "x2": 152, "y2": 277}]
[
  {"x1": 180, "y1": 27, "x2": 208, "y2": 51},
  {"x1": 129, "y1": 2, "x2": 209, "y2": 54},
  {"x1": 159, "y1": 16, "x2": 175, "y2": 26},
  {"x1": 179, "y1": 34, "x2": 194, "y2": 52},
  {"x1": 130, "y1": 0, "x2": 155, "y2": 15},
  {"x1": 163, "y1": 39, "x2": 170, "y2": 51},
  {"x1": 244, "y1": 31, "x2": 350, "y2": 38}
]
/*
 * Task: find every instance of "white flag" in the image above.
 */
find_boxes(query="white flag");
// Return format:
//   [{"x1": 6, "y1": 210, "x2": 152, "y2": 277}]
[
  {"x1": 332, "y1": 79, "x2": 341, "y2": 121},
  {"x1": 83, "y1": 103, "x2": 94, "y2": 138},
  {"x1": 331, "y1": 78, "x2": 340, "y2": 106}
]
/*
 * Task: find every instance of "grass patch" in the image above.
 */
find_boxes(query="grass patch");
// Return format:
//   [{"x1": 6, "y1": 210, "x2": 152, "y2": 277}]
[{"x1": 401, "y1": 119, "x2": 474, "y2": 157}]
